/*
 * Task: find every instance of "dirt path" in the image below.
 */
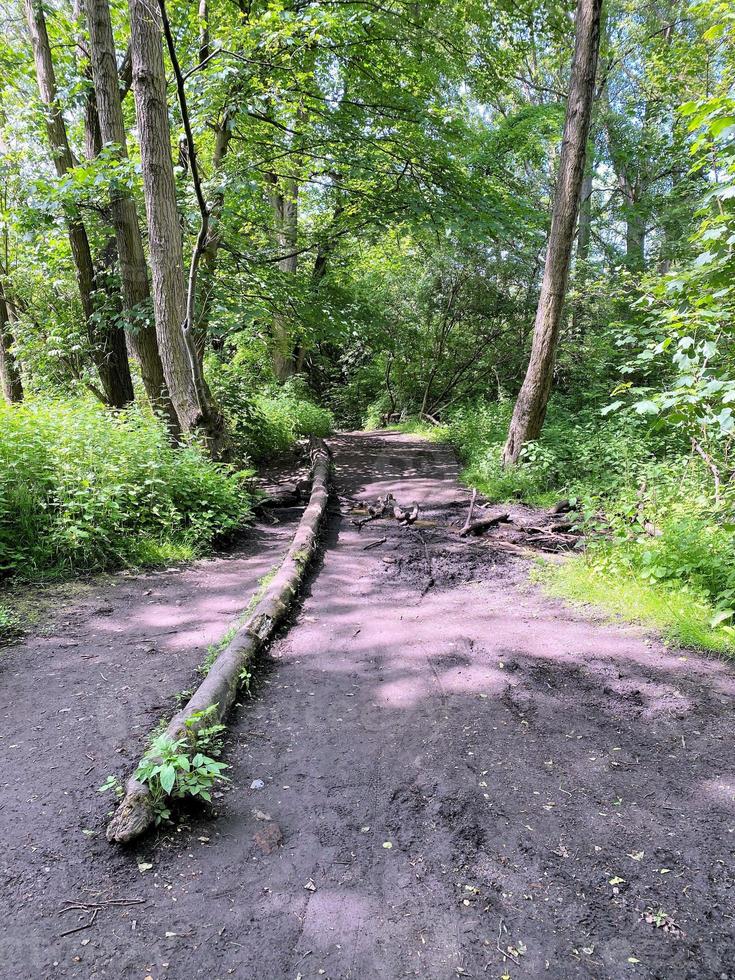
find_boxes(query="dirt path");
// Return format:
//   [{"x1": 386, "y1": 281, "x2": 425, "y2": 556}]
[{"x1": 2, "y1": 431, "x2": 735, "y2": 980}]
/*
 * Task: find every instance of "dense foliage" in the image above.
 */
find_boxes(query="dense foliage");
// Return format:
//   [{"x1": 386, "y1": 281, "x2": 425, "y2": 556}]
[
  {"x1": 1, "y1": 0, "x2": 734, "y2": 648},
  {"x1": 0, "y1": 400, "x2": 252, "y2": 574}
]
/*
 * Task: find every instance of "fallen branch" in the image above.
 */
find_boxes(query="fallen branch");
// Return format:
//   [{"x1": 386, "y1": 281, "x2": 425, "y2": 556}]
[
  {"x1": 459, "y1": 512, "x2": 511, "y2": 538},
  {"x1": 412, "y1": 528, "x2": 434, "y2": 594},
  {"x1": 107, "y1": 438, "x2": 331, "y2": 844},
  {"x1": 460, "y1": 488, "x2": 477, "y2": 534},
  {"x1": 362, "y1": 537, "x2": 387, "y2": 551}
]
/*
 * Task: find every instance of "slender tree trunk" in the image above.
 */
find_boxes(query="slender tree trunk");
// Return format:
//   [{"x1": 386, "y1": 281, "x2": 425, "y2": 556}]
[
  {"x1": 85, "y1": 0, "x2": 179, "y2": 432},
  {"x1": 194, "y1": 110, "x2": 232, "y2": 357},
  {"x1": 198, "y1": 0, "x2": 209, "y2": 61},
  {"x1": 128, "y1": 0, "x2": 228, "y2": 458},
  {"x1": 577, "y1": 158, "x2": 593, "y2": 262},
  {"x1": 623, "y1": 184, "x2": 646, "y2": 267},
  {"x1": 571, "y1": 151, "x2": 594, "y2": 337},
  {"x1": 0, "y1": 280, "x2": 23, "y2": 403},
  {"x1": 502, "y1": 0, "x2": 603, "y2": 466},
  {"x1": 24, "y1": 0, "x2": 133, "y2": 407},
  {"x1": 268, "y1": 176, "x2": 298, "y2": 381}
]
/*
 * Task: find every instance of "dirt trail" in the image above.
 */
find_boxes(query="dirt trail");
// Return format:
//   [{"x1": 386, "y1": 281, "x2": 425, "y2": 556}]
[{"x1": 2, "y1": 431, "x2": 735, "y2": 980}]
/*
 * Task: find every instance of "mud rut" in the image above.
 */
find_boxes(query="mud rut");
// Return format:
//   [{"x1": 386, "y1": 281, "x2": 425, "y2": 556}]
[{"x1": 1, "y1": 431, "x2": 735, "y2": 980}]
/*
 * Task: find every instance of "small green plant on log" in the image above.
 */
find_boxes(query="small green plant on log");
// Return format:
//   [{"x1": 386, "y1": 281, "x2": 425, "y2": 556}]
[
  {"x1": 239, "y1": 664, "x2": 253, "y2": 694},
  {"x1": 102, "y1": 707, "x2": 230, "y2": 824}
]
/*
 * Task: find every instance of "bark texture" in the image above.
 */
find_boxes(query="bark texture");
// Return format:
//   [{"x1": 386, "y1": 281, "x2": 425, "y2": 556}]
[
  {"x1": 107, "y1": 438, "x2": 331, "y2": 843},
  {"x1": 502, "y1": 0, "x2": 602, "y2": 466},
  {"x1": 24, "y1": 0, "x2": 133, "y2": 408},
  {"x1": 85, "y1": 0, "x2": 178, "y2": 431},
  {"x1": 128, "y1": 0, "x2": 226, "y2": 456}
]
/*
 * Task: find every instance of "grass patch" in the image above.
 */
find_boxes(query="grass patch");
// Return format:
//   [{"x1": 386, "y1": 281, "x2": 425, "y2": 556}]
[
  {"x1": 537, "y1": 554, "x2": 735, "y2": 656},
  {"x1": 0, "y1": 604, "x2": 21, "y2": 645}
]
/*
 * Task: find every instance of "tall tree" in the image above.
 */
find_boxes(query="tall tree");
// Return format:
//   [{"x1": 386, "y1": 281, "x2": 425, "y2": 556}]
[
  {"x1": 23, "y1": 0, "x2": 133, "y2": 408},
  {"x1": 127, "y1": 0, "x2": 228, "y2": 457},
  {"x1": 502, "y1": 0, "x2": 603, "y2": 466},
  {"x1": 0, "y1": 277, "x2": 23, "y2": 403},
  {"x1": 84, "y1": 0, "x2": 179, "y2": 431},
  {"x1": 268, "y1": 173, "x2": 299, "y2": 381}
]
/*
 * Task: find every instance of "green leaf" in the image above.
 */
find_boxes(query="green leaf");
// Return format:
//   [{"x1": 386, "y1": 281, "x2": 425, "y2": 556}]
[
  {"x1": 159, "y1": 764, "x2": 177, "y2": 795},
  {"x1": 633, "y1": 400, "x2": 659, "y2": 416}
]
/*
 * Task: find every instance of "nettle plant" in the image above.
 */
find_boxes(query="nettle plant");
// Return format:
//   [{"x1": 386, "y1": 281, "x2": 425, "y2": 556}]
[{"x1": 100, "y1": 707, "x2": 230, "y2": 824}]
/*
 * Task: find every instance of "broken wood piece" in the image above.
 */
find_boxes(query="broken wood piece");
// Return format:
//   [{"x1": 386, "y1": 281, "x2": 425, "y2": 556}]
[
  {"x1": 459, "y1": 512, "x2": 511, "y2": 537},
  {"x1": 402, "y1": 502, "x2": 419, "y2": 526},
  {"x1": 393, "y1": 501, "x2": 419, "y2": 525},
  {"x1": 255, "y1": 483, "x2": 302, "y2": 510}
]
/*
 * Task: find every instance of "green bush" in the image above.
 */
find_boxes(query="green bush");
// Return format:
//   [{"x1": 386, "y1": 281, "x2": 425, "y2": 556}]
[
  {"x1": 208, "y1": 357, "x2": 333, "y2": 462},
  {"x1": 445, "y1": 399, "x2": 669, "y2": 506},
  {"x1": 0, "y1": 399, "x2": 253, "y2": 577}
]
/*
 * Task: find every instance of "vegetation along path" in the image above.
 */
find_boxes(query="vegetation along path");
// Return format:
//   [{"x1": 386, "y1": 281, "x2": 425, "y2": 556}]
[{"x1": 2, "y1": 431, "x2": 735, "y2": 980}]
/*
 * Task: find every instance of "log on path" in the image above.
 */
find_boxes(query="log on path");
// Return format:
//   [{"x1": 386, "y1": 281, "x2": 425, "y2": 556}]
[{"x1": 107, "y1": 438, "x2": 331, "y2": 844}]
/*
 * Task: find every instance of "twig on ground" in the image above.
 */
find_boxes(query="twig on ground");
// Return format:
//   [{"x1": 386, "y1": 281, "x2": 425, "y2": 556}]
[
  {"x1": 461, "y1": 488, "x2": 477, "y2": 534},
  {"x1": 412, "y1": 528, "x2": 434, "y2": 595},
  {"x1": 494, "y1": 916, "x2": 520, "y2": 966},
  {"x1": 354, "y1": 514, "x2": 381, "y2": 530},
  {"x1": 59, "y1": 908, "x2": 98, "y2": 937},
  {"x1": 362, "y1": 537, "x2": 387, "y2": 551}
]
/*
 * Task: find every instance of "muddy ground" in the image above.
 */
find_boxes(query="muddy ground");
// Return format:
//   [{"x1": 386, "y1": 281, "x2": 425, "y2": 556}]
[{"x1": 1, "y1": 431, "x2": 734, "y2": 980}]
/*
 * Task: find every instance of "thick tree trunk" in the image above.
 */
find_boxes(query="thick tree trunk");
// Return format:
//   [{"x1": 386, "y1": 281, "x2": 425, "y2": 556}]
[
  {"x1": 85, "y1": 0, "x2": 179, "y2": 432},
  {"x1": 128, "y1": 0, "x2": 227, "y2": 457},
  {"x1": 502, "y1": 0, "x2": 602, "y2": 467},
  {"x1": 24, "y1": 0, "x2": 133, "y2": 408},
  {"x1": 0, "y1": 281, "x2": 23, "y2": 403}
]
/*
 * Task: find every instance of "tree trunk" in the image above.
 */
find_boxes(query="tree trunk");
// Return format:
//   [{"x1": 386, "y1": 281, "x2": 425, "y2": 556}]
[
  {"x1": 24, "y1": 0, "x2": 133, "y2": 408},
  {"x1": 502, "y1": 0, "x2": 602, "y2": 467},
  {"x1": 85, "y1": 0, "x2": 179, "y2": 432},
  {"x1": 0, "y1": 280, "x2": 23, "y2": 403},
  {"x1": 268, "y1": 175, "x2": 298, "y2": 381},
  {"x1": 128, "y1": 0, "x2": 228, "y2": 458},
  {"x1": 194, "y1": 110, "x2": 232, "y2": 357},
  {"x1": 576, "y1": 158, "x2": 593, "y2": 262},
  {"x1": 571, "y1": 151, "x2": 594, "y2": 338},
  {"x1": 623, "y1": 183, "x2": 646, "y2": 268}
]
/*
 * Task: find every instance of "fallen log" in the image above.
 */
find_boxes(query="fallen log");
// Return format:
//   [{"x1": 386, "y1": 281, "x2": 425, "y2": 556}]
[
  {"x1": 107, "y1": 438, "x2": 331, "y2": 844},
  {"x1": 255, "y1": 486, "x2": 301, "y2": 509},
  {"x1": 254, "y1": 477, "x2": 312, "y2": 510},
  {"x1": 459, "y1": 512, "x2": 511, "y2": 537}
]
